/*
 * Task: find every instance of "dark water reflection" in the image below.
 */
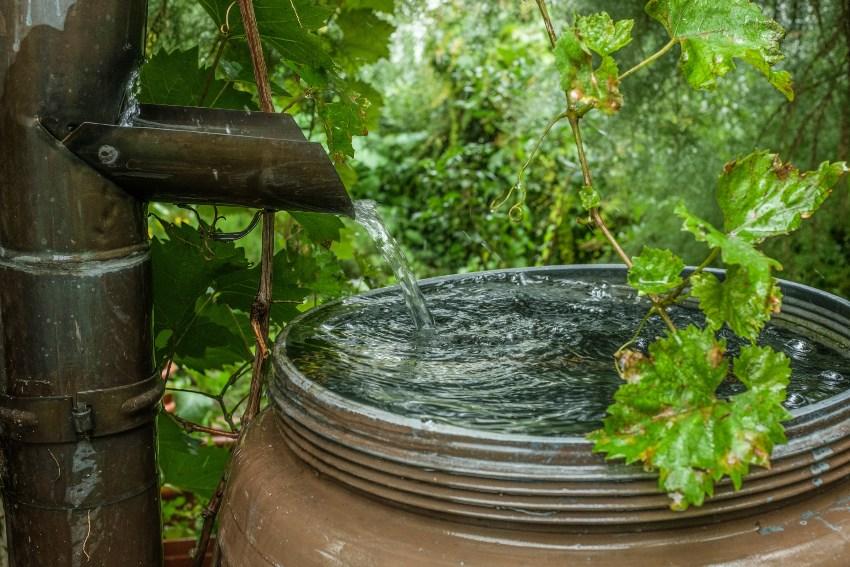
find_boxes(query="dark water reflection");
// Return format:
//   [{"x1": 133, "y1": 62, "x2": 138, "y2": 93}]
[{"x1": 286, "y1": 273, "x2": 850, "y2": 436}]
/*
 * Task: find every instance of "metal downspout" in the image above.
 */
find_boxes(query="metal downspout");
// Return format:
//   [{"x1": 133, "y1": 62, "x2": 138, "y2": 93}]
[{"x1": 0, "y1": 2, "x2": 162, "y2": 564}]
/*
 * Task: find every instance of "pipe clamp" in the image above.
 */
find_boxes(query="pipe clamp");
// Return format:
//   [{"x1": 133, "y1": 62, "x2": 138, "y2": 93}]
[{"x1": 0, "y1": 372, "x2": 164, "y2": 443}]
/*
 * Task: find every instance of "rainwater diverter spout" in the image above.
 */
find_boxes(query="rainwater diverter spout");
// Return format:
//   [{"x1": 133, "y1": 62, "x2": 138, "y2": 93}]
[
  {"x1": 63, "y1": 104, "x2": 355, "y2": 216},
  {"x1": 0, "y1": 1, "x2": 352, "y2": 565}
]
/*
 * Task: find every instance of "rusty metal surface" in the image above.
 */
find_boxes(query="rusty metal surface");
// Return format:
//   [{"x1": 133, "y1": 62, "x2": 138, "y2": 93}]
[
  {"x1": 271, "y1": 266, "x2": 850, "y2": 531},
  {"x1": 64, "y1": 119, "x2": 354, "y2": 216},
  {"x1": 219, "y1": 410, "x2": 850, "y2": 566}
]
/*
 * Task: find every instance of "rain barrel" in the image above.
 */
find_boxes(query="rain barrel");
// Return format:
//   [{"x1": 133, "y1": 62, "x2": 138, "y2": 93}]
[{"x1": 218, "y1": 266, "x2": 850, "y2": 566}]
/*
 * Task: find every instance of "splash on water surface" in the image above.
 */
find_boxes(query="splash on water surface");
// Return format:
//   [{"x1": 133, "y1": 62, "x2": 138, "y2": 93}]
[{"x1": 285, "y1": 272, "x2": 850, "y2": 436}]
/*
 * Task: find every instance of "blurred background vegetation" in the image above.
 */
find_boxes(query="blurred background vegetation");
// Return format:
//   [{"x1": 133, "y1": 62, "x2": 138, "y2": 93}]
[
  {"x1": 145, "y1": 0, "x2": 850, "y2": 538},
  {"x1": 355, "y1": 0, "x2": 850, "y2": 291}
]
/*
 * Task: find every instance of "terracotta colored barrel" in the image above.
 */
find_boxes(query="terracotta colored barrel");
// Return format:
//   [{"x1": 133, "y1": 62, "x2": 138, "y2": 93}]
[{"x1": 218, "y1": 266, "x2": 850, "y2": 566}]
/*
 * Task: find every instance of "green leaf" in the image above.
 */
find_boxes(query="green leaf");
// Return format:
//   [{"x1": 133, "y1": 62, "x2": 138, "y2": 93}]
[
  {"x1": 720, "y1": 346, "x2": 791, "y2": 487},
  {"x1": 690, "y1": 267, "x2": 782, "y2": 341},
  {"x1": 576, "y1": 12, "x2": 634, "y2": 56},
  {"x1": 676, "y1": 205, "x2": 780, "y2": 280},
  {"x1": 343, "y1": 0, "x2": 395, "y2": 13},
  {"x1": 628, "y1": 247, "x2": 684, "y2": 295},
  {"x1": 139, "y1": 46, "x2": 254, "y2": 109},
  {"x1": 579, "y1": 185, "x2": 601, "y2": 210},
  {"x1": 157, "y1": 413, "x2": 230, "y2": 499},
  {"x1": 291, "y1": 211, "x2": 346, "y2": 245},
  {"x1": 336, "y1": 9, "x2": 394, "y2": 65},
  {"x1": 319, "y1": 96, "x2": 370, "y2": 160},
  {"x1": 554, "y1": 13, "x2": 633, "y2": 113},
  {"x1": 645, "y1": 0, "x2": 794, "y2": 100},
  {"x1": 717, "y1": 152, "x2": 848, "y2": 243},
  {"x1": 590, "y1": 328, "x2": 790, "y2": 510},
  {"x1": 734, "y1": 344, "x2": 791, "y2": 398},
  {"x1": 151, "y1": 221, "x2": 252, "y2": 348},
  {"x1": 175, "y1": 303, "x2": 251, "y2": 372}
]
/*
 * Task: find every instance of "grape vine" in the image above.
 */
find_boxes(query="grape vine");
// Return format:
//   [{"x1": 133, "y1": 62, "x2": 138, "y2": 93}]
[{"x1": 511, "y1": 0, "x2": 850, "y2": 510}]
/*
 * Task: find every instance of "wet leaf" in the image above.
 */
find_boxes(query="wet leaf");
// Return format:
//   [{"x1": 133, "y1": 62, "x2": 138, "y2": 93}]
[
  {"x1": 577, "y1": 12, "x2": 634, "y2": 56},
  {"x1": 319, "y1": 96, "x2": 370, "y2": 159},
  {"x1": 628, "y1": 246, "x2": 684, "y2": 295},
  {"x1": 291, "y1": 211, "x2": 346, "y2": 245},
  {"x1": 151, "y1": 220, "x2": 252, "y2": 351},
  {"x1": 717, "y1": 152, "x2": 848, "y2": 243},
  {"x1": 645, "y1": 0, "x2": 794, "y2": 99},
  {"x1": 590, "y1": 328, "x2": 790, "y2": 509},
  {"x1": 554, "y1": 13, "x2": 633, "y2": 113},
  {"x1": 676, "y1": 205, "x2": 780, "y2": 281},
  {"x1": 690, "y1": 267, "x2": 782, "y2": 341}
]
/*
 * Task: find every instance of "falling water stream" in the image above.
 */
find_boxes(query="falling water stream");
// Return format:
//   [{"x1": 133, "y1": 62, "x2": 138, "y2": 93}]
[
  {"x1": 354, "y1": 200, "x2": 435, "y2": 330},
  {"x1": 118, "y1": 68, "x2": 141, "y2": 126}
]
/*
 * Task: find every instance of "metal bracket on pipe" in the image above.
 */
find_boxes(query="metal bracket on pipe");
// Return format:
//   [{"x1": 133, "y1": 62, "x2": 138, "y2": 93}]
[{"x1": 0, "y1": 373, "x2": 164, "y2": 443}]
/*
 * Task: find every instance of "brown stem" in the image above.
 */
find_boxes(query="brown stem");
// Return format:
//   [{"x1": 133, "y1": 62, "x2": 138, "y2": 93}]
[
  {"x1": 534, "y1": 0, "x2": 558, "y2": 49},
  {"x1": 244, "y1": 214, "x2": 275, "y2": 421},
  {"x1": 567, "y1": 113, "x2": 632, "y2": 266},
  {"x1": 567, "y1": 113, "x2": 676, "y2": 333},
  {"x1": 534, "y1": 0, "x2": 573, "y2": 111},
  {"x1": 192, "y1": 476, "x2": 226, "y2": 567},
  {"x1": 169, "y1": 413, "x2": 239, "y2": 439},
  {"x1": 590, "y1": 208, "x2": 632, "y2": 268},
  {"x1": 238, "y1": 0, "x2": 275, "y2": 113},
  {"x1": 192, "y1": 2, "x2": 277, "y2": 563}
]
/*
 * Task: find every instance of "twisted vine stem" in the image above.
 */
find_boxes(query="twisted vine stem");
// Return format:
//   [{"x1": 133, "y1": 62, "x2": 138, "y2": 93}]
[
  {"x1": 534, "y1": 0, "x2": 678, "y2": 333},
  {"x1": 192, "y1": 0, "x2": 277, "y2": 563}
]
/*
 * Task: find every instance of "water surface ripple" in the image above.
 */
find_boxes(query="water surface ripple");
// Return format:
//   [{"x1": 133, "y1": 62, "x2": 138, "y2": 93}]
[{"x1": 285, "y1": 273, "x2": 850, "y2": 436}]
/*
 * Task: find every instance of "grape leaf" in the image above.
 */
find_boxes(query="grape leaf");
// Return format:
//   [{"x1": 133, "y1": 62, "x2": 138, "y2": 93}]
[
  {"x1": 590, "y1": 328, "x2": 790, "y2": 509},
  {"x1": 336, "y1": 9, "x2": 394, "y2": 65},
  {"x1": 577, "y1": 12, "x2": 634, "y2": 56},
  {"x1": 628, "y1": 247, "x2": 684, "y2": 295},
  {"x1": 721, "y1": 346, "x2": 791, "y2": 488},
  {"x1": 676, "y1": 205, "x2": 780, "y2": 281},
  {"x1": 717, "y1": 152, "x2": 848, "y2": 243},
  {"x1": 319, "y1": 96, "x2": 370, "y2": 160},
  {"x1": 343, "y1": 0, "x2": 395, "y2": 12},
  {"x1": 690, "y1": 266, "x2": 782, "y2": 341},
  {"x1": 645, "y1": 0, "x2": 794, "y2": 100},
  {"x1": 140, "y1": 46, "x2": 254, "y2": 109},
  {"x1": 291, "y1": 211, "x2": 346, "y2": 245},
  {"x1": 151, "y1": 220, "x2": 252, "y2": 344},
  {"x1": 175, "y1": 302, "x2": 251, "y2": 372},
  {"x1": 554, "y1": 13, "x2": 633, "y2": 113}
]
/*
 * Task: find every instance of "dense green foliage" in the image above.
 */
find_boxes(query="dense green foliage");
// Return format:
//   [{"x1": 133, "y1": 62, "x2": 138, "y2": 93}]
[
  {"x1": 143, "y1": 0, "x2": 395, "y2": 516},
  {"x1": 357, "y1": 0, "x2": 850, "y2": 296},
  {"x1": 146, "y1": 0, "x2": 850, "y2": 524}
]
